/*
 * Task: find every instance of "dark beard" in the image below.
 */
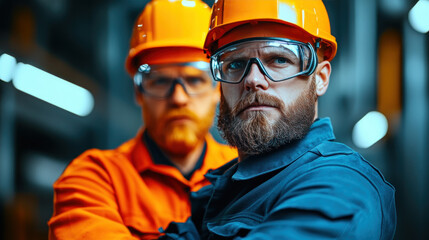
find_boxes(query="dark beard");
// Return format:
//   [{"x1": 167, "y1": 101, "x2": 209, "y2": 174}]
[{"x1": 218, "y1": 79, "x2": 317, "y2": 158}]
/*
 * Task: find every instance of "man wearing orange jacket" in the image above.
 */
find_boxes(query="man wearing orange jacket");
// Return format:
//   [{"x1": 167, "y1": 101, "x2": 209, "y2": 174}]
[{"x1": 48, "y1": 0, "x2": 237, "y2": 239}]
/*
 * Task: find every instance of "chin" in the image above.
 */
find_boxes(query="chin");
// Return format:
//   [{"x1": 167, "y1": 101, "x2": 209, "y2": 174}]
[
  {"x1": 241, "y1": 109, "x2": 281, "y2": 122},
  {"x1": 163, "y1": 126, "x2": 199, "y2": 154}
]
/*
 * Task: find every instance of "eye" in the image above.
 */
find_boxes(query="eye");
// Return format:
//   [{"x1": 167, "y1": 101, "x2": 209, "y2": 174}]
[
  {"x1": 274, "y1": 57, "x2": 288, "y2": 64},
  {"x1": 186, "y1": 77, "x2": 205, "y2": 86},
  {"x1": 227, "y1": 60, "x2": 246, "y2": 71},
  {"x1": 266, "y1": 55, "x2": 295, "y2": 68},
  {"x1": 149, "y1": 77, "x2": 171, "y2": 87}
]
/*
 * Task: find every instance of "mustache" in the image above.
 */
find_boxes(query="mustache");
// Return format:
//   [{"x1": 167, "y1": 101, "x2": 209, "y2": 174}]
[
  {"x1": 162, "y1": 108, "x2": 199, "y2": 122},
  {"x1": 231, "y1": 92, "x2": 285, "y2": 116}
]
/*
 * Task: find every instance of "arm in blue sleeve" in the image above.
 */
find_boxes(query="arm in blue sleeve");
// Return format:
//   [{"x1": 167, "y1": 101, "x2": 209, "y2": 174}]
[
  {"x1": 158, "y1": 185, "x2": 214, "y2": 240},
  {"x1": 158, "y1": 217, "x2": 200, "y2": 240},
  {"x1": 235, "y1": 165, "x2": 383, "y2": 240}
]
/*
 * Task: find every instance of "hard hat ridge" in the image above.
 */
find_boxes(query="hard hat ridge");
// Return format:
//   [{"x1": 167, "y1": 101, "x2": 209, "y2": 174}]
[
  {"x1": 125, "y1": 0, "x2": 211, "y2": 76},
  {"x1": 204, "y1": 0, "x2": 337, "y2": 61}
]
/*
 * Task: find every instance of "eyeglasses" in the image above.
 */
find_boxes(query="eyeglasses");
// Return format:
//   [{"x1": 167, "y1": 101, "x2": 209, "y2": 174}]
[
  {"x1": 133, "y1": 61, "x2": 215, "y2": 98},
  {"x1": 210, "y1": 38, "x2": 318, "y2": 84}
]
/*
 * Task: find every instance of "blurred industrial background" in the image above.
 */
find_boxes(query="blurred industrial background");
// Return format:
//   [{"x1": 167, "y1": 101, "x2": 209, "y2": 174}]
[{"x1": 0, "y1": 0, "x2": 428, "y2": 239}]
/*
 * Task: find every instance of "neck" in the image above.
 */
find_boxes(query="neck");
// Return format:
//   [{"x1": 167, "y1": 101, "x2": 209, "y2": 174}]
[
  {"x1": 314, "y1": 101, "x2": 319, "y2": 121},
  {"x1": 165, "y1": 140, "x2": 205, "y2": 175},
  {"x1": 237, "y1": 152, "x2": 248, "y2": 162}
]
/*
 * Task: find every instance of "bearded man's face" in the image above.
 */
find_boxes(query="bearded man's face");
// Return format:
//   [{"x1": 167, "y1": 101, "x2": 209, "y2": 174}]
[
  {"x1": 137, "y1": 65, "x2": 220, "y2": 156},
  {"x1": 218, "y1": 76, "x2": 317, "y2": 158}
]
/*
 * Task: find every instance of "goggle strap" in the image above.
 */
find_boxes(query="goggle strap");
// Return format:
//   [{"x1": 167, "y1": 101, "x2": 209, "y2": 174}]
[
  {"x1": 315, "y1": 38, "x2": 322, "y2": 50},
  {"x1": 298, "y1": 45, "x2": 304, "y2": 72},
  {"x1": 137, "y1": 61, "x2": 210, "y2": 73},
  {"x1": 133, "y1": 73, "x2": 144, "y2": 93},
  {"x1": 138, "y1": 64, "x2": 151, "y2": 74},
  {"x1": 307, "y1": 42, "x2": 318, "y2": 76}
]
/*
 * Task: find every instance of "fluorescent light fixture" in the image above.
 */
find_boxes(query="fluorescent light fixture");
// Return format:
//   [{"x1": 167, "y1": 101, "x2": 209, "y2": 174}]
[
  {"x1": 352, "y1": 111, "x2": 389, "y2": 149},
  {"x1": 409, "y1": 0, "x2": 429, "y2": 34},
  {"x1": 181, "y1": 0, "x2": 196, "y2": 7},
  {"x1": 0, "y1": 53, "x2": 17, "y2": 82},
  {"x1": 12, "y1": 63, "x2": 94, "y2": 116}
]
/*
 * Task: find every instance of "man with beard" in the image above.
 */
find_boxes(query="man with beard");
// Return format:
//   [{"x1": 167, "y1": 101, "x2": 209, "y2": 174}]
[
  {"x1": 159, "y1": 0, "x2": 396, "y2": 239},
  {"x1": 48, "y1": 1, "x2": 237, "y2": 239}
]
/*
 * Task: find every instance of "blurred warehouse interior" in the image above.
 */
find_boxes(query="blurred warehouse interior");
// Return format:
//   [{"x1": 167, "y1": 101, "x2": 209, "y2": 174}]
[{"x1": 0, "y1": 0, "x2": 428, "y2": 239}]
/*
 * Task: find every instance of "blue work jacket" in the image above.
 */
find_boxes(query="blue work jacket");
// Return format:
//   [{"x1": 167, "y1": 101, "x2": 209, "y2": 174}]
[{"x1": 160, "y1": 118, "x2": 397, "y2": 240}]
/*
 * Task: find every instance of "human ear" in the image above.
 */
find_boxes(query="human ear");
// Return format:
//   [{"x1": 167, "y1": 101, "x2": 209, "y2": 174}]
[
  {"x1": 134, "y1": 90, "x2": 144, "y2": 106},
  {"x1": 315, "y1": 60, "x2": 331, "y2": 97}
]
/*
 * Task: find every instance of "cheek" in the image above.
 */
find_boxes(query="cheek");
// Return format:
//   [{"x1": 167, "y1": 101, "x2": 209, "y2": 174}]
[
  {"x1": 141, "y1": 98, "x2": 166, "y2": 125},
  {"x1": 221, "y1": 83, "x2": 241, "y2": 108},
  {"x1": 274, "y1": 80, "x2": 308, "y2": 106},
  {"x1": 278, "y1": 90, "x2": 299, "y2": 106},
  {"x1": 190, "y1": 92, "x2": 218, "y2": 117}
]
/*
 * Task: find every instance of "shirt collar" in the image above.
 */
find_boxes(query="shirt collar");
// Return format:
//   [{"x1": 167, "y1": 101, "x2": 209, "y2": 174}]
[
  {"x1": 142, "y1": 130, "x2": 174, "y2": 167},
  {"x1": 207, "y1": 118, "x2": 335, "y2": 181},
  {"x1": 141, "y1": 130, "x2": 207, "y2": 180},
  {"x1": 204, "y1": 159, "x2": 239, "y2": 183}
]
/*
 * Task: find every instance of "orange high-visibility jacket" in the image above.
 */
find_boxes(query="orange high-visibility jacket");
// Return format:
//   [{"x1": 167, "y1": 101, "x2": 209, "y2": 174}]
[{"x1": 48, "y1": 131, "x2": 237, "y2": 239}]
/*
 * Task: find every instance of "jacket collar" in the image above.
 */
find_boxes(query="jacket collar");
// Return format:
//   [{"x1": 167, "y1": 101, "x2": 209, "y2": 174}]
[{"x1": 206, "y1": 118, "x2": 335, "y2": 182}]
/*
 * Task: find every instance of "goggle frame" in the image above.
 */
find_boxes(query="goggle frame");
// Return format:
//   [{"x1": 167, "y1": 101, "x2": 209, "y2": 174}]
[{"x1": 210, "y1": 37, "x2": 320, "y2": 84}]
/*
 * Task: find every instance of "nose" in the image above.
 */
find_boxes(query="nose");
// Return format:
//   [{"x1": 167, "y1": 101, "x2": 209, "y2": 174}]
[
  {"x1": 243, "y1": 63, "x2": 269, "y2": 91},
  {"x1": 169, "y1": 82, "x2": 189, "y2": 106}
]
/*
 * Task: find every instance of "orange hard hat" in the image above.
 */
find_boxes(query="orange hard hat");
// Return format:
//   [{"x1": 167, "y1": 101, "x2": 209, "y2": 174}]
[
  {"x1": 204, "y1": 0, "x2": 337, "y2": 61},
  {"x1": 125, "y1": 0, "x2": 211, "y2": 76}
]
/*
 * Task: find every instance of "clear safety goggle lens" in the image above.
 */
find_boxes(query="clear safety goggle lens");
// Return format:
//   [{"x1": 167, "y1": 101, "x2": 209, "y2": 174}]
[
  {"x1": 210, "y1": 38, "x2": 318, "y2": 83},
  {"x1": 134, "y1": 61, "x2": 215, "y2": 98}
]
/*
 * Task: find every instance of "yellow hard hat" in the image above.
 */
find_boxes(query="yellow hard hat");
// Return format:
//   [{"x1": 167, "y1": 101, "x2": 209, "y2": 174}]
[
  {"x1": 125, "y1": 0, "x2": 211, "y2": 76},
  {"x1": 204, "y1": 0, "x2": 337, "y2": 61}
]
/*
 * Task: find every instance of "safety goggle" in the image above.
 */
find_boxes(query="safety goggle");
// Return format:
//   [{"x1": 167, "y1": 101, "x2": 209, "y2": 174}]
[
  {"x1": 210, "y1": 37, "x2": 318, "y2": 84},
  {"x1": 133, "y1": 61, "x2": 215, "y2": 98}
]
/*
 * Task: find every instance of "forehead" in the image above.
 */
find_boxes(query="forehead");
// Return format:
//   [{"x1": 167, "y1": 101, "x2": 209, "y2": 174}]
[{"x1": 220, "y1": 40, "x2": 300, "y2": 58}]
